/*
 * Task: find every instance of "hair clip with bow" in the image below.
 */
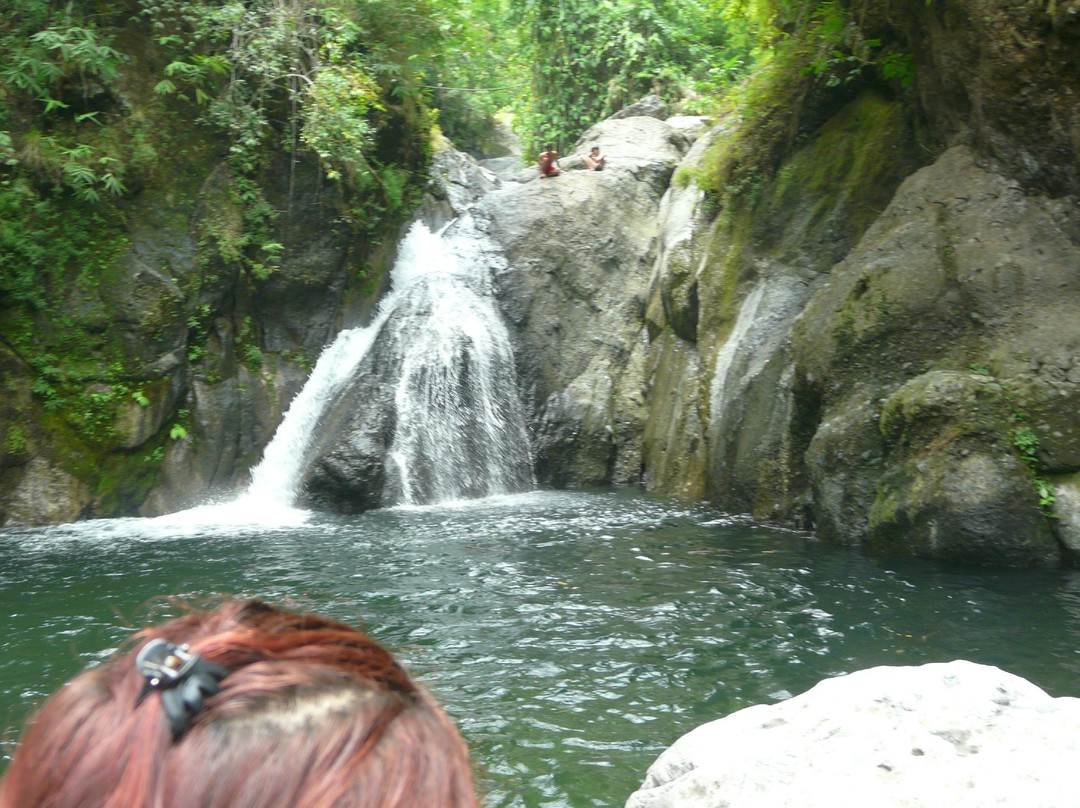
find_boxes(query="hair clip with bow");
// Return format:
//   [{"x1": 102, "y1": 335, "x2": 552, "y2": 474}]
[{"x1": 135, "y1": 638, "x2": 229, "y2": 740}]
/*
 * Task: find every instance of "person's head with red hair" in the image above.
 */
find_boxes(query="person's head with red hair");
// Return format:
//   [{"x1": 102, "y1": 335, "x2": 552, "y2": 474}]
[{"x1": 0, "y1": 599, "x2": 481, "y2": 808}]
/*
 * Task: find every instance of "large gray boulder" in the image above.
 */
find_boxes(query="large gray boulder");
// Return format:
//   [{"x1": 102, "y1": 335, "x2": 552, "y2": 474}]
[
  {"x1": 791, "y1": 146, "x2": 1079, "y2": 564},
  {"x1": 626, "y1": 660, "x2": 1080, "y2": 808},
  {"x1": 477, "y1": 115, "x2": 691, "y2": 487},
  {"x1": 416, "y1": 137, "x2": 502, "y2": 230},
  {"x1": 300, "y1": 356, "x2": 394, "y2": 513},
  {"x1": 609, "y1": 93, "x2": 669, "y2": 121}
]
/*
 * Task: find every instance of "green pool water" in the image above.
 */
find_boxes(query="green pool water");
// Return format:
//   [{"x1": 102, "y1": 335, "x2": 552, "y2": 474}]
[{"x1": 2, "y1": 489, "x2": 1078, "y2": 807}]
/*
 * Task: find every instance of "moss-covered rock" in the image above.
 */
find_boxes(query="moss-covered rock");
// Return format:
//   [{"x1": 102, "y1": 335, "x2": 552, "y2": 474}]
[
  {"x1": 878, "y1": 371, "x2": 1008, "y2": 451},
  {"x1": 804, "y1": 389, "x2": 887, "y2": 544},
  {"x1": 859, "y1": 371, "x2": 1058, "y2": 565},
  {"x1": 647, "y1": 123, "x2": 729, "y2": 345},
  {"x1": 867, "y1": 451, "x2": 1057, "y2": 567},
  {"x1": 999, "y1": 376, "x2": 1080, "y2": 473},
  {"x1": 788, "y1": 146, "x2": 1080, "y2": 564},
  {"x1": 642, "y1": 331, "x2": 708, "y2": 500},
  {"x1": 751, "y1": 91, "x2": 926, "y2": 271}
]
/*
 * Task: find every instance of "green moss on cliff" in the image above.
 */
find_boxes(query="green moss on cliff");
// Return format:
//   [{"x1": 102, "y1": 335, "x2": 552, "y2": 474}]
[
  {"x1": 694, "y1": 90, "x2": 921, "y2": 374},
  {"x1": 0, "y1": 2, "x2": 435, "y2": 522},
  {"x1": 759, "y1": 91, "x2": 914, "y2": 248}
]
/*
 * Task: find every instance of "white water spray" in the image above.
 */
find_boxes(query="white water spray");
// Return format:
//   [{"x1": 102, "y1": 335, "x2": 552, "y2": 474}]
[
  {"x1": 382, "y1": 219, "x2": 533, "y2": 505},
  {"x1": 212, "y1": 217, "x2": 532, "y2": 520},
  {"x1": 239, "y1": 226, "x2": 447, "y2": 506}
]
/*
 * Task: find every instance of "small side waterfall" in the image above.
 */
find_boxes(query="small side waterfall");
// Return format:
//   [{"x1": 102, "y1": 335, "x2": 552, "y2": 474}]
[
  {"x1": 241, "y1": 217, "x2": 532, "y2": 510},
  {"x1": 243, "y1": 326, "x2": 387, "y2": 505}
]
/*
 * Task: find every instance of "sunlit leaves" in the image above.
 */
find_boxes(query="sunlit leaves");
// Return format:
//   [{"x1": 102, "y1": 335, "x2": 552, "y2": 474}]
[
  {"x1": 419, "y1": 0, "x2": 522, "y2": 151},
  {"x1": 0, "y1": 20, "x2": 120, "y2": 112},
  {"x1": 511, "y1": 0, "x2": 723, "y2": 151},
  {"x1": 143, "y1": 0, "x2": 403, "y2": 180},
  {"x1": 301, "y1": 63, "x2": 382, "y2": 172},
  {"x1": 29, "y1": 26, "x2": 120, "y2": 83}
]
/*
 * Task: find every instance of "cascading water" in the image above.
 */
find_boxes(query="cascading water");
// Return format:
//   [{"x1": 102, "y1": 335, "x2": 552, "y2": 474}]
[
  {"x1": 242, "y1": 326, "x2": 386, "y2": 506},
  {"x1": 381, "y1": 218, "x2": 534, "y2": 504},
  {"x1": 238, "y1": 216, "x2": 532, "y2": 512}
]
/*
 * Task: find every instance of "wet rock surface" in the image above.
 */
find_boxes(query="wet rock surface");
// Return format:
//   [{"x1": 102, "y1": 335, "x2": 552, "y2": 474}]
[{"x1": 476, "y1": 115, "x2": 689, "y2": 487}]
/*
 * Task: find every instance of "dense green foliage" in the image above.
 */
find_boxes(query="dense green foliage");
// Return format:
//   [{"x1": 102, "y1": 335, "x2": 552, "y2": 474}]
[
  {"x1": 453, "y1": 0, "x2": 914, "y2": 162},
  {"x1": 0, "y1": 0, "x2": 442, "y2": 469},
  {"x1": 138, "y1": 0, "x2": 437, "y2": 226},
  {"x1": 0, "y1": 2, "x2": 129, "y2": 201},
  {"x1": 665, "y1": 0, "x2": 917, "y2": 215},
  {"x1": 0, "y1": 0, "x2": 426, "y2": 305},
  {"x1": 420, "y1": 0, "x2": 522, "y2": 152},
  {"x1": 509, "y1": 0, "x2": 735, "y2": 153}
]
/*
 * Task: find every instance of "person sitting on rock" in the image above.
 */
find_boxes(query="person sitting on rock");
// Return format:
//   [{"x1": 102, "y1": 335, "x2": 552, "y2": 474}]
[
  {"x1": 584, "y1": 146, "x2": 605, "y2": 171},
  {"x1": 538, "y1": 144, "x2": 562, "y2": 178}
]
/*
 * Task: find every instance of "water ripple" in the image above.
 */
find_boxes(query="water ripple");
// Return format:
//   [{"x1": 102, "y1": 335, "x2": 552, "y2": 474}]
[{"x1": 2, "y1": 490, "x2": 1080, "y2": 807}]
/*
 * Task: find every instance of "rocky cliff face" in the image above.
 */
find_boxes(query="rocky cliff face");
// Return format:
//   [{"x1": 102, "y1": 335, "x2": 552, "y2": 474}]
[
  {"x1": 7, "y1": 1, "x2": 1080, "y2": 570},
  {"x1": 0, "y1": 119, "x2": 411, "y2": 525},
  {"x1": 792, "y1": 146, "x2": 1076, "y2": 565},
  {"x1": 642, "y1": 0, "x2": 1080, "y2": 566}
]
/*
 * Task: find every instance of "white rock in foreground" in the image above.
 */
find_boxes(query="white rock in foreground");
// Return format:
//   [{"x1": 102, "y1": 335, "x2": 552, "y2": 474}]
[{"x1": 626, "y1": 660, "x2": 1080, "y2": 808}]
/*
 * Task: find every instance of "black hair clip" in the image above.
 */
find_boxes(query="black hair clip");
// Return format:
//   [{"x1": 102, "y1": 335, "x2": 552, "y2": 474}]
[{"x1": 135, "y1": 638, "x2": 229, "y2": 740}]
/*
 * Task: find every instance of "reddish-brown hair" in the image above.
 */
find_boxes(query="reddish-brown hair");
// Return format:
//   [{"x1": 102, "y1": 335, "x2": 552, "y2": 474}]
[{"x1": 0, "y1": 600, "x2": 480, "y2": 808}]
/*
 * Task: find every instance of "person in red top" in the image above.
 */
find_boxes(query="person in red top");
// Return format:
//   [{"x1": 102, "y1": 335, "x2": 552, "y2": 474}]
[{"x1": 538, "y1": 144, "x2": 562, "y2": 178}]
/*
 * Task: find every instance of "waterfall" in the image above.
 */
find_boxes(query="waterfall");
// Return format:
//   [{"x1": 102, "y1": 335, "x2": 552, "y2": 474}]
[
  {"x1": 238, "y1": 217, "x2": 532, "y2": 511},
  {"x1": 243, "y1": 326, "x2": 385, "y2": 505},
  {"x1": 382, "y1": 219, "x2": 534, "y2": 505}
]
